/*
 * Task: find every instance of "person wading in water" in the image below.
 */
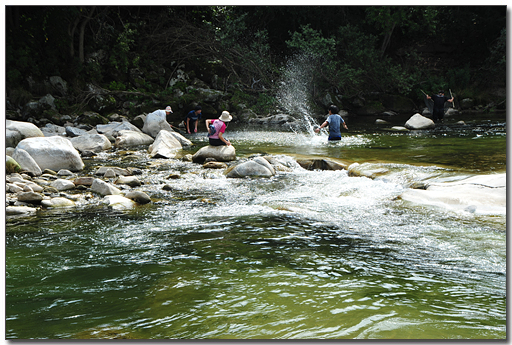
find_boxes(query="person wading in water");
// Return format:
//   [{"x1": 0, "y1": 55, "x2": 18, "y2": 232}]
[
  {"x1": 314, "y1": 104, "x2": 348, "y2": 141},
  {"x1": 426, "y1": 90, "x2": 454, "y2": 123}
]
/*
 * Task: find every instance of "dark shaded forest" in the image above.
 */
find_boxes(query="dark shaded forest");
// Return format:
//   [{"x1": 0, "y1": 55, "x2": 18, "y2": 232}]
[{"x1": 5, "y1": 6, "x2": 507, "y2": 119}]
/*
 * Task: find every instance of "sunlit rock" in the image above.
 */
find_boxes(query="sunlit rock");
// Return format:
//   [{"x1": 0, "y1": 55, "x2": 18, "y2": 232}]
[
  {"x1": 115, "y1": 176, "x2": 142, "y2": 187},
  {"x1": 399, "y1": 173, "x2": 506, "y2": 215},
  {"x1": 226, "y1": 157, "x2": 275, "y2": 178},
  {"x1": 16, "y1": 136, "x2": 84, "y2": 172},
  {"x1": 69, "y1": 133, "x2": 112, "y2": 153},
  {"x1": 347, "y1": 162, "x2": 389, "y2": 179},
  {"x1": 6, "y1": 206, "x2": 38, "y2": 216},
  {"x1": 41, "y1": 197, "x2": 75, "y2": 208},
  {"x1": 102, "y1": 195, "x2": 136, "y2": 210},
  {"x1": 125, "y1": 191, "x2": 151, "y2": 204},
  {"x1": 50, "y1": 178, "x2": 76, "y2": 191},
  {"x1": 114, "y1": 130, "x2": 154, "y2": 148},
  {"x1": 6, "y1": 120, "x2": 44, "y2": 147},
  {"x1": 91, "y1": 178, "x2": 122, "y2": 196},
  {"x1": 148, "y1": 130, "x2": 182, "y2": 159},
  {"x1": 405, "y1": 113, "x2": 435, "y2": 130},
  {"x1": 192, "y1": 145, "x2": 236, "y2": 163}
]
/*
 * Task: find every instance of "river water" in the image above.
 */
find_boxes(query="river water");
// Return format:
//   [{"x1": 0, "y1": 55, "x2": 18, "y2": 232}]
[{"x1": 5, "y1": 111, "x2": 506, "y2": 339}]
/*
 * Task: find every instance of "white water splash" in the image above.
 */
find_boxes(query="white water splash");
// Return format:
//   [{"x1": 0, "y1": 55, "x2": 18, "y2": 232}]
[{"x1": 276, "y1": 54, "x2": 321, "y2": 135}]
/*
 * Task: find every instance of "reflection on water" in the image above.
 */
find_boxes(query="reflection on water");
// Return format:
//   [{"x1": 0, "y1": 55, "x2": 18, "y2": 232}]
[{"x1": 5, "y1": 113, "x2": 506, "y2": 339}]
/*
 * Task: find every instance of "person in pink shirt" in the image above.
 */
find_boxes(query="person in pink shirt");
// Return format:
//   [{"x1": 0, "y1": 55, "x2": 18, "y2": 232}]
[{"x1": 205, "y1": 111, "x2": 232, "y2": 146}]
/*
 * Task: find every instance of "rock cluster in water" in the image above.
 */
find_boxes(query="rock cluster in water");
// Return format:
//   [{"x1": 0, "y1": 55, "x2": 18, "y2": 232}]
[
  {"x1": 5, "y1": 113, "x2": 505, "y2": 218},
  {"x1": 6, "y1": 116, "x2": 344, "y2": 217}
]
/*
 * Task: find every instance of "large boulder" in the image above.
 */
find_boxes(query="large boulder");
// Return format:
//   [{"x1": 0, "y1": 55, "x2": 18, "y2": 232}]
[
  {"x1": 142, "y1": 112, "x2": 174, "y2": 138},
  {"x1": 399, "y1": 173, "x2": 506, "y2": 215},
  {"x1": 405, "y1": 113, "x2": 435, "y2": 130},
  {"x1": 192, "y1": 145, "x2": 236, "y2": 163},
  {"x1": 226, "y1": 157, "x2": 276, "y2": 178},
  {"x1": 16, "y1": 136, "x2": 84, "y2": 172},
  {"x1": 168, "y1": 131, "x2": 193, "y2": 147},
  {"x1": 12, "y1": 148, "x2": 42, "y2": 176},
  {"x1": 148, "y1": 130, "x2": 182, "y2": 159},
  {"x1": 114, "y1": 130, "x2": 154, "y2": 148},
  {"x1": 69, "y1": 133, "x2": 112, "y2": 153},
  {"x1": 6, "y1": 120, "x2": 44, "y2": 147}
]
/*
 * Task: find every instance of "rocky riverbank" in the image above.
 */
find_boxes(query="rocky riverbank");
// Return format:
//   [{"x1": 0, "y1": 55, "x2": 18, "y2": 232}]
[{"x1": 5, "y1": 112, "x2": 506, "y2": 219}]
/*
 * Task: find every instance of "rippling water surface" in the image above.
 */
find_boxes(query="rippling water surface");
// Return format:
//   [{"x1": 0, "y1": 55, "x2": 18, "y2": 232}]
[{"x1": 5, "y1": 112, "x2": 506, "y2": 339}]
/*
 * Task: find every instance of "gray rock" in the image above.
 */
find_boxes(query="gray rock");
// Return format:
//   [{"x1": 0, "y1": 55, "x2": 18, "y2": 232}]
[
  {"x1": 192, "y1": 145, "x2": 236, "y2": 163},
  {"x1": 114, "y1": 130, "x2": 154, "y2": 148},
  {"x1": 69, "y1": 133, "x2": 112, "y2": 153},
  {"x1": 226, "y1": 159, "x2": 275, "y2": 178},
  {"x1": 125, "y1": 191, "x2": 151, "y2": 204},
  {"x1": 50, "y1": 178, "x2": 76, "y2": 191},
  {"x1": 17, "y1": 191, "x2": 43, "y2": 204},
  {"x1": 90, "y1": 178, "x2": 122, "y2": 196},
  {"x1": 115, "y1": 176, "x2": 142, "y2": 187}
]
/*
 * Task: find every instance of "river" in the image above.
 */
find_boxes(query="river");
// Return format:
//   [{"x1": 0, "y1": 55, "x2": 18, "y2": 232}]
[{"x1": 5, "y1": 111, "x2": 506, "y2": 339}]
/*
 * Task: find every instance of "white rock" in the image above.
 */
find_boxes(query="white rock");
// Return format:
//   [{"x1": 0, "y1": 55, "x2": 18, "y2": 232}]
[
  {"x1": 400, "y1": 173, "x2": 506, "y2": 215},
  {"x1": 404, "y1": 113, "x2": 435, "y2": 130},
  {"x1": 50, "y1": 178, "x2": 76, "y2": 191},
  {"x1": 102, "y1": 195, "x2": 136, "y2": 210},
  {"x1": 148, "y1": 130, "x2": 182, "y2": 158},
  {"x1": 16, "y1": 136, "x2": 84, "y2": 172},
  {"x1": 12, "y1": 147, "x2": 42, "y2": 176}
]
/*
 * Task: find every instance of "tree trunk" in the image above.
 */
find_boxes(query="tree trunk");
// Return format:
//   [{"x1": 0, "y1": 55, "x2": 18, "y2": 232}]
[
  {"x1": 380, "y1": 22, "x2": 396, "y2": 58},
  {"x1": 78, "y1": 6, "x2": 95, "y2": 64}
]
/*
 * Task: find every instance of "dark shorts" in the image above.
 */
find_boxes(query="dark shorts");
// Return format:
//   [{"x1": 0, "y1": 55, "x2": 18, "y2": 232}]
[
  {"x1": 433, "y1": 108, "x2": 444, "y2": 122},
  {"x1": 209, "y1": 138, "x2": 227, "y2": 146},
  {"x1": 328, "y1": 136, "x2": 341, "y2": 141}
]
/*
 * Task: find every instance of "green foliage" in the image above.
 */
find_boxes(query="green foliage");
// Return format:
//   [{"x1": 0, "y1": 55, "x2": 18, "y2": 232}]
[
  {"x1": 447, "y1": 63, "x2": 471, "y2": 90},
  {"x1": 286, "y1": 24, "x2": 336, "y2": 60},
  {"x1": 108, "y1": 24, "x2": 137, "y2": 74},
  {"x1": 109, "y1": 81, "x2": 127, "y2": 91},
  {"x1": 254, "y1": 93, "x2": 276, "y2": 114}
]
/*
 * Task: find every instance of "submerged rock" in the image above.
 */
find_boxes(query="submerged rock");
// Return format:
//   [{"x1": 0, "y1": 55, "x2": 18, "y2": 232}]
[{"x1": 226, "y1": 157, "x2": 276, "y2": 178}]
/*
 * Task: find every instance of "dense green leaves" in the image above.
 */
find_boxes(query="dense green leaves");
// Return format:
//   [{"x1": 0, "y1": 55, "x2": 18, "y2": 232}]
[{"x1": 5, "y1": 5, "x2": 506, "y2": 109}]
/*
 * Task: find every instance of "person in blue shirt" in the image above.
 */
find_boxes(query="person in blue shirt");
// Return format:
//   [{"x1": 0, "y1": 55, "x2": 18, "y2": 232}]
[
  {"x1": 314, "y1": 105, "x2": 348, "y2": 140},
  {"x1": 426, "y1": 90, "x2": 454, "y2": 123},
  {"x1": 186, "y1": 105, "x2": 202, "y2": 134}
]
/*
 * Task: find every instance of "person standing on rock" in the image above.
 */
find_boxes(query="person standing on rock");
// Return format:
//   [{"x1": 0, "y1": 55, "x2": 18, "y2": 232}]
[
  {"x1": 426, "y1": 90, "x2": 454, "y2": 123},
  {"x1": 186, "y1": 105, "x2": 202, "y2": 134},
  {"x1": 205, "y1": 111, "x2": 232, "y2": 146},
  {"x1": 314, "y1": 104, "x2": 348, "y2": 141}
]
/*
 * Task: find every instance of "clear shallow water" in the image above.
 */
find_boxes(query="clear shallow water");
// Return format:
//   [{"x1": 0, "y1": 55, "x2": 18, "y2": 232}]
[{"x1": 5, "y1": 112, "x2": 506, "y2": 339}]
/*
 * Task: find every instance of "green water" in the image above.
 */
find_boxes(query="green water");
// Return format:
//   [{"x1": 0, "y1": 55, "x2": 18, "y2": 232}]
[{"x1": 5, "y1": 112, "x2": 506, "y2": 339}]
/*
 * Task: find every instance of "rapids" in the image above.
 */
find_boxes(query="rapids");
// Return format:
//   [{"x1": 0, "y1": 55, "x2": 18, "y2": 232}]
[{"x1": 5, "y1": 111, "x2": 506, "y2": 339}]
